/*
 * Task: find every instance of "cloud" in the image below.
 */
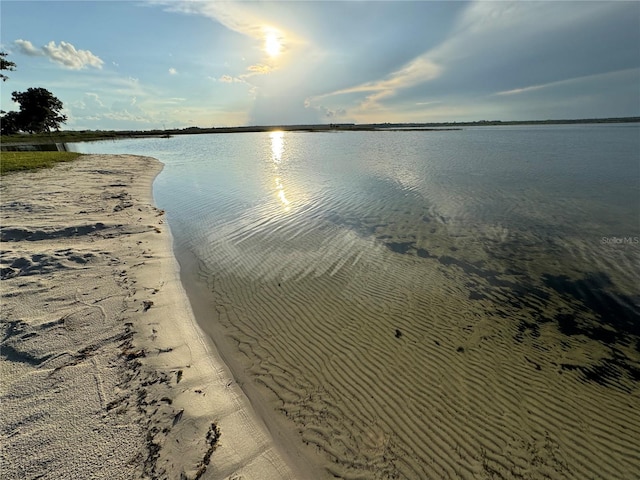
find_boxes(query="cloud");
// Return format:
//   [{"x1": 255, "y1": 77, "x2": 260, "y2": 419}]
[
  {"x1": 42, "y1": 41, "x2": 103, "y2": 69},
  {"x1": 493, "y1": 69, "x2": 640, "y2": 98},
  {"x1": 84, "y1": 92, "x2": 105, "y2": 108},
  {"x1": 154, "y1": 1, "x2": 307, "y2": 66},
  {"x1": 70, "y1": 90, "x2": 155, "y2": 127},
  {"x1": 494, "y1": 85, "x2": 547, "y2": 97},
  {"x1": 313, "y1": 104, "x2": 346, "y2": 119},
  {"x1": 168, "y1": 67, "x2": 178, "y2": 75},
  {"x1": 415, "y1": 101, "x2": 442, "y2": 107},
  {"x1": 14, "y1": 39, "x2": 103, "y2": 70},
  {"x1": 305, "y1": 1, "x2": 639, "y2": 123},
  {"x1": 491, "y1": 68, "x2": 640, "y2": 111},
  {"x1": 237, "y1": 63, "x2": 273, "y2": 81},
  {"x1": 246, "y1": 64, "x2": 272, "y2": 74},
  {"x1": 417, "y1": 1, "x2": 638, "y2": 93},
  {"x1": 308, "y1": 54, "x2": 442, "y2": 115},
  {"x1": 219, "y1": 75, "x2": 243, "y2": 83},
  {"x1": 158, "y1": 1, "x2": 279, "y2": 41},
  {"x1": 14, "y1": 39, "x2": 42, "y2": 56},
  {"x1": 71, "y1": 92, "x2": 105, "y2": 112},
  {"x1": 216, "y1": 64, "x2": 272, "y2": 86},
  {"x1": 249, "y1": 92, "x2": 320, "y2": 125}
]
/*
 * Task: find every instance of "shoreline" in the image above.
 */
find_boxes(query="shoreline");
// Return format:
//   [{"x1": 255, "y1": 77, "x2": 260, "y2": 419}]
[
  {"x1": 173, "y1": 247, "x2": 330, "y2": 479},
  {"x1": 2, "y1": 116, "x2": 638, "y2": 149},
  {"x1": 0, "y1": 155, "x2": 294, "y2": 479}
]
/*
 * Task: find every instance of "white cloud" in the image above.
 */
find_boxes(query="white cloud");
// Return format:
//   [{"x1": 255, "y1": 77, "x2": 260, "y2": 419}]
[
  {"x1": 14, "y1": 39, "x2": 42, "y2": 56},
  {"x1": 70, "y1": 92, "x2": 108, "y2": 122},
  {"x1": 14, "y1": 39, "x2": 103, "y2": 70},
  {"x1": 42, "y1": 41, "x2": 103, "y2": 69},
  {"x1": 308, "y1": 55, "x2": 442, "y2": 114},
  {"x1": 154, "y1": 1, "x2": 307, "y2": 66},
  {"x1": 246, "y1": 64, "x2": 272, "y2": 75},
  {"x1": 157, "y1": 1, "x2": 270, "y2": 41},
  {"x1": 494, "y1": 68, "x2": 640, "y2": 97},
  {"x1": 236, "y1": 63, "x2": 273, "y2": 81},
  {"x1": 494, "y1": 84, "x2": 547, "y2": 97},
  {"x1": 169, "y1": 67, "x2": 178, "y2": 75},
  {"x1": 84, "y1": 92, "x2": 105, "y2": 108}
]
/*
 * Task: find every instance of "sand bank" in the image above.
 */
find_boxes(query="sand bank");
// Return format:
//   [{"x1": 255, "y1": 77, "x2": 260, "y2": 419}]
[{"x1": 0, "y1": 155, "x2": 295, "y2": 479}]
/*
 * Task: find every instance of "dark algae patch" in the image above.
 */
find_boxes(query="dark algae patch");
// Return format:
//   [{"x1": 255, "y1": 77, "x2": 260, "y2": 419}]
[
  {"x1": 323, "y1": 197, "x2": 639, "y2": 391},
  {"x1": 386, "y1": 242, "x2": 415, "y2": 255},
  {"x1": 543, "y1": 273, "x2": 640, "y2": 345},
  {"x1": 559, "y1": 352, "x2": 640, "y2": 393},
  {"x1": 386, "y1": 233, "x2": 640, "y2": 390},
  {"x1": 537, "y1": 272, "x2": 640, "y2": 389}
]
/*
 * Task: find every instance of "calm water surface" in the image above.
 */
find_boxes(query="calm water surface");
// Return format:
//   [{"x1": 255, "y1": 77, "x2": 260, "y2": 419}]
[
  {"x1": 73, "y1": 125, "x2": 639, "y2": 297},
  {"x1": 73, "y1": 125, "x2": 640, "y2": 479}
]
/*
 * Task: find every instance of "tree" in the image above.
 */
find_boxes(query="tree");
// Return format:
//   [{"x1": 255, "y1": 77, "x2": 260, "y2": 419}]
[
  {"x1": 0, "y1": 111, "x2": 20, "y2": 135},
  {"x1": 1, "y1": 51, "x2": 16, "y2": 122},
  {"x1": 0, "y1": 51, "x2": 16, "y2": 82},
  {"x1": 10, "y1": 88, "x2": 68, "y2": 133}
]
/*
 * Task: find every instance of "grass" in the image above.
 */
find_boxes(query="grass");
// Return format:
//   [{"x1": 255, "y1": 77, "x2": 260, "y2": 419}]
[{"x1": 0, "y1": 151, "x2": 83, "y2": 175}]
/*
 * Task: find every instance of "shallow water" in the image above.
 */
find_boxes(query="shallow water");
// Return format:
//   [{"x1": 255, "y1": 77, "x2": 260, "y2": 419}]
[{"x1": 73, "y1": 125, "x2": 640, "y2": 478}]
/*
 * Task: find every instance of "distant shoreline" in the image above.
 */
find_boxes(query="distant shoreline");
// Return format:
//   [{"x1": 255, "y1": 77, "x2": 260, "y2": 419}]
[{"x1": 1, "y1": 116, "x2": 638, "y2": 147}]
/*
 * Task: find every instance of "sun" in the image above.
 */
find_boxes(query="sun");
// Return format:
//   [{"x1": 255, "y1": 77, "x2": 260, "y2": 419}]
[{"x1": 264, "y1": 31, "x2": 281, "y2": 58}]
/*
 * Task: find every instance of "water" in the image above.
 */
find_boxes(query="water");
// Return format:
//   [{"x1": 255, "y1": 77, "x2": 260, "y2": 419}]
[{"x1": 72, "y1": 124, "x2": 640, "y2": 479}]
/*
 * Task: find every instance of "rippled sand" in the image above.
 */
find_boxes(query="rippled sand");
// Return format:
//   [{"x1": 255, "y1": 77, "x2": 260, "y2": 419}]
[{"x1": 178, "y1": 208, "x2": 640, "y2": 479}]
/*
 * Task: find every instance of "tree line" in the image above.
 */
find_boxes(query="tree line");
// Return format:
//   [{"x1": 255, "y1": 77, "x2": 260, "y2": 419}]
[{"x1": 1, "y1": 51, "x2": 68, "y2": 135}]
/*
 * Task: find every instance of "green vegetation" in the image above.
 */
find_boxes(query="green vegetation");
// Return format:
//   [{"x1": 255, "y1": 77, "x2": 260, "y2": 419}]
[
  {"x1": 0, "y1": 151, "x2": 83, "y2": 175},
  {"x1": 0, "y1": 51, "x2": 16, "y2": 82},
  {"x1": 1, "y1": 52, "x2": 68, "y2": 135},
  {"x1": 2, "y1": 88, "x2": 68, "y2": 135}
]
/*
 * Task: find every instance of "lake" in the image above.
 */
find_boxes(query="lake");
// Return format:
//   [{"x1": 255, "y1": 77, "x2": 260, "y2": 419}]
[{"x1": 72, "y1": 124, "x2": 640, "y2": 479}]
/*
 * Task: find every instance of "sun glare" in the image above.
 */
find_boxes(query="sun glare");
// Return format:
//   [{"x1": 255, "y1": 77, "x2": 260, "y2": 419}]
[{"x1": 265, "y1": 31, "x2": 281, "y2": 58}]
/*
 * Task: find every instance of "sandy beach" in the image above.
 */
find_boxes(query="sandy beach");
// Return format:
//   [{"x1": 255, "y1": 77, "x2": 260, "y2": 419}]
[{"x1": 0, "y1": 155, "x2": 296, "y2": 479}]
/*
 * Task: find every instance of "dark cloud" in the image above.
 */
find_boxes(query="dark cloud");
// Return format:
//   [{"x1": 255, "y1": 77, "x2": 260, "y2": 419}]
[{"x1": 314, "y1": 1, "x2": 640, "y2": 121}]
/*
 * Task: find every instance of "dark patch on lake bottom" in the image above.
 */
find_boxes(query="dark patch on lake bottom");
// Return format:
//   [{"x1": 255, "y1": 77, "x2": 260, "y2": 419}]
[
  {"x1": 380, "y1": 234, "x2": 640, "y2": 391},
  {"x1": 542, "y1": 273, "x2": 640, "y2": 343}
]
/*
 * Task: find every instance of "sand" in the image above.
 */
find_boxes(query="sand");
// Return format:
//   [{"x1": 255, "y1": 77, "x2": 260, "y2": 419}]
[
  {"x1": 176, "y1": 189, "x2": 640, "y2": 479},
  {"x1": 0, "y1": 155, "x2": 296, "y2": 479}
]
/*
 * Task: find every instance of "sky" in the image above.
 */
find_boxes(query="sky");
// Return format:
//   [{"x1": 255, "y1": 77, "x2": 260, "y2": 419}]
[{"x1": 1, "y1": 0, "x2": 639, "y2": 130}]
